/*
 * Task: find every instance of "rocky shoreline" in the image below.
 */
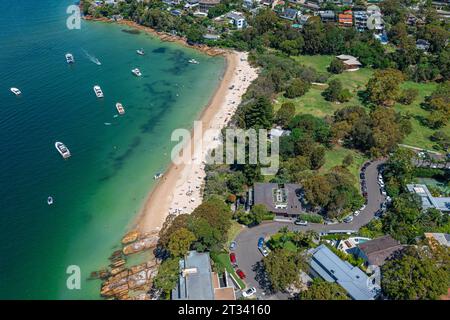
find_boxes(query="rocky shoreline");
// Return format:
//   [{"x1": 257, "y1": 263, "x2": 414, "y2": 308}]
[
  {"x1": 82, "y1": 16, "x2": 226, "y2": 57},
  {"x1": 90, "y1": 230, "x2": 160, "y2": 300}
]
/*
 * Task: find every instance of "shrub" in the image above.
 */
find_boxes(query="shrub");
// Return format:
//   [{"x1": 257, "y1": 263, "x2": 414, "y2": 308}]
[
  {"x1": 328, "y1": 58, "x2": 345, "y2": 74},
  {"x1": 298, "y1": 213, "x2": 323, "y2": 223},
  {"x1": 284, "y1": 78, "x2": 310, "y2": 98},
  {"x1": 397, "y1": 88, "x2": 419, "y2": 105}
]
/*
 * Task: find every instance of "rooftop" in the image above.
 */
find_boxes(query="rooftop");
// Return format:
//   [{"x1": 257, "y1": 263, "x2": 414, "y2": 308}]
[
  {"x1": 309, "y1": 245, "x2": 378, "y2": 300},
  {"x1": 253, "y1": 183, "x2": 305, "y2": 215},
  {"x1": 406, "y1": 184, "x2": 450, "y2": 212},
  {"x1": 357, "y1": 235, "x2": 405, "y2": 266},
  {"x1": 172, "y1": 251, "x2": 215, "y2": 300}
]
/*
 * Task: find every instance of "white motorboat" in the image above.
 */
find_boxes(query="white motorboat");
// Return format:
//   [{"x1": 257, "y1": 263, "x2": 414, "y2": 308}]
[
  {"x1": 10, "y1": 87, "x2": 21, "y2": 96},
  {"x1": 136, "y1": 49, "x2": 145, "y2": 56},
  {"x1": 154, "y1": 173, "x2": 163, "y2": 180},
  {"x1": 55, "y1": 142, "x2": 71, "y2": 159},
  {"x1": 131, "y1": 68, "x2": 142, "y2": 77},
  {"x1": 65, "y1": 53, "x2": 75, "y2": 64},
  {"x1": 93, "y1": 85, "x2": 104, "y2": 98},
  {"x1": 47, "y1": 196, "x2": 54, "y2": 205},
  {"x1": 188, "y1": 59, "x2": 199, "y2": 64},
  {"x1": 116, "y1": 102, "x2": 125, "y2": 115}
]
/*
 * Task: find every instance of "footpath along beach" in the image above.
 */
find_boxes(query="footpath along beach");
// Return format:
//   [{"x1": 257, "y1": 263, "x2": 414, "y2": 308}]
[{"x1": 135, "y1": 51, "x2": 259, "y2": 234}]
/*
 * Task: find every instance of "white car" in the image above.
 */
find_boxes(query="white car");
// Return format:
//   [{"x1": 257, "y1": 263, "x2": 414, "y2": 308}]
[
  {"x1": 360, "y1": 205, "x2": 366, "y2": 211},
  {"x1": 242, "y1": 287, "x2": 256, "y2": 298},
  {"x1": 259, "y1": 247, "x2": 269, "y2": 257},
  {"x1": 294, "y1": 220, "x2": 308, "y2": 226},
  {"x1": 353, "y1": 210, "x2": 360, "y2": 217},
  {"x1": 343, "y1": 215, "x2": 354, "y2": 223},
  {"x1": 381, "y1": 189, "x2": 387, "y2": 196}
]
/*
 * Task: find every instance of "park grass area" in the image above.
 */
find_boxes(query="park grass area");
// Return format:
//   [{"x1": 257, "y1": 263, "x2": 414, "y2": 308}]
[
  {"x1": 278, "y1": 55, "x2": 448, "y2": 152},
  {"x1": 216, "y1": 253, "x2": 246, "y2": 289},
  {"x1": 319, "y1": 146, "x2": 369, "y2": 187},
  {"x1": 394, "y1": 81, "x2": 450, "y2": 151}
]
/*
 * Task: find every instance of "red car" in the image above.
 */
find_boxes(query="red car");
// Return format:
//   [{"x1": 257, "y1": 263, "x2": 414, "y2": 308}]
[
  {"x1": 230, "y1": 253, "x2": 237, "y2": 265},
  {"x1": 236, "y1": 269, "x2": 246, "y2": 279}
]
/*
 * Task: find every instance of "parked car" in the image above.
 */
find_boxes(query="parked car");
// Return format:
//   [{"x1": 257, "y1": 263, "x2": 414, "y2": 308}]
[
  {"x1": 343, "y1": 215, "x2": 354, "y2": 223},
  {"x1": 230, "y1": 253, "x2": 237, "y2": 265},
  {"x1": 257, "y1": 237, "x2": 264, "y2": 248},
  {"x1": 236, "y1": 269, "x2": 246, "y2": 279},
  {"x1": 229, "y1": 241, "x2": 237, "y2": 251},
  {"x1": 353, "y1": 210, "x2": 360, "y2": 217},
  {"x1": 363, "y1": 191, "x2": 368, "y2": 198},
  {"x1": 294, "y1": 219, "x2": 308, "y2": 226},
  {"x1": 242, "y1": 287, "x2": 256, "y2": 298},
  {"x1": 360, "y1": 204, "x2": 366, "y2": 211},
  {"x1": 259, "y1": 246, "x2": 269, "y2": 257},
  {"x1": 381, "y1": 189, "x2": 387, "y2": 196}
]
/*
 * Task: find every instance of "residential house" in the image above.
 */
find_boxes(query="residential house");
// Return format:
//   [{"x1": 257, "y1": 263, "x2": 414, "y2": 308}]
[
  {"x1": 406, "y1": 184, "x2": 450, "y2": 212},
  {"x1": 355, "y1": 235, "x2": 405, "y2": 266},
  {"x1": 253, "y1": 183, "x2": 305, "y2": 218},
  {"x1": 243, "y1": 0, "x2": 261, "y2": 9},
  {"x1": 226, "y1": 11, "x2": 247, "y2": 29},
  {"x1": 338, "y1": 11, "x2": 353, "y2": 27},
  {"x1": 354, "y1": 11, "x2": 368, "y2": 31},
  {"x1": 280, "y1": 8, "x2": 299, "y2": 21},
  {"x1": 336, "y1": 54, "x2": 362, "y2": 71},
  {"x1": 269, "y1": 126, "x2": 291, "y2": 141},
  {"x1": 318, "y1": 10, "x2": 336, "y2": 23},
  {"x1": 424, "y1": 233, "x2": 450, "y2": 247},
  {"x1": 172, "y1": 251, "x2": 236, "y2": 300},
  {"x1": 198, "y1": 0, "x2": 221, "y2": 13},
  {"x1": 416, "y1": 39, "x2": 431, "y2": 51},
  {"x1": 308, "y1": 244, "x2": 379, "y2": 300},
  {"x1": 184, "y1": 0, "x2": 200, "y2": 9}
]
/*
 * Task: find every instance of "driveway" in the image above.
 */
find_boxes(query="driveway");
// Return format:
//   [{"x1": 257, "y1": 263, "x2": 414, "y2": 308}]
[{"x1": 233, "y1": 159, "x2": 387, "y2": 298}]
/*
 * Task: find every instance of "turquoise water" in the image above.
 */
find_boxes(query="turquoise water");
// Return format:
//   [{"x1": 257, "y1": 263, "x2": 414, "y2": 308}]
[{"x1": 0, "y1": 0, "x2": 225, "y2": 299}]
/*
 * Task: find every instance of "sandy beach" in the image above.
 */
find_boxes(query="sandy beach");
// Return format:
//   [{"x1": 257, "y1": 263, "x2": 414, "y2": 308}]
[{"x1": 135, "y1": 51, "x2": 258, "y2": 233}]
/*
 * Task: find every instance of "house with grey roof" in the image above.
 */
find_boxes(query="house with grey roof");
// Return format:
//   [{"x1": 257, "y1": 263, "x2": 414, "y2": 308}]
[
  {"x1": 280, "y1": 8, "x2": 299, "y2": 21},
  {"x1": 355, "y1": 235, "x2": 405, "y2": 266},
  {"x1": 406, "y1": 184, "x2": 450, "y2": 213},
  {"x1": 253, "y1": 183, "x2": 305, "y2": 217},
  {"x1": 308, "y1": 244, "x2": 379, "y2": 300},
  {"x1": 172, "y1": 251, "x2": 236, "y2": 300}
]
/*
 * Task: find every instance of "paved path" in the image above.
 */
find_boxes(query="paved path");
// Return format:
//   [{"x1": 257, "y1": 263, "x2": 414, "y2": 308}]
[{"x1": 233, "y1": 159, "x2": 387, "y2": 299}]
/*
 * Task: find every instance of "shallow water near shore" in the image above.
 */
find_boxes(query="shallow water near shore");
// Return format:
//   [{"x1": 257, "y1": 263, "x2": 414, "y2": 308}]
[{"x1": 0, "y1": 0, "x2": 225, "y2": 299}]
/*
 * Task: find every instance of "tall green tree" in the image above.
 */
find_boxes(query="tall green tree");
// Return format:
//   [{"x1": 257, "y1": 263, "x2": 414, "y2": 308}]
[{"x1": 300, "y1": 279, "x2": 349, "y2": 300}]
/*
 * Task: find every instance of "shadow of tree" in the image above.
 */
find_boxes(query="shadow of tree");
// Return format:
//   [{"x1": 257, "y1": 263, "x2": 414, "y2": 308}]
[{"x1": 252, "y1": 261, "x2": 275, "y2": 295}]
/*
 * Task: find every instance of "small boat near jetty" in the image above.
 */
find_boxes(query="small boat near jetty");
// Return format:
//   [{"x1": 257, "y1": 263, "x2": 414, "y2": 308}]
[
  {"x1": 47, "y1": 196, "x2": 54, "y2": 205},
  {"x1": 93, "y1": 85, "x2": 104, "y2": 98},
  {"x1": 10, "y1": 87, "x2": 21, "y2": 96},
  {"x1": 116, "y1": 102, "x2": 125, "y2": 115},
  {"x1": 65, "y1": 53, "x2": 74, "y2": 64},
  {"x1": 154, "y1": 173, "x2": 163, "y2": 180},
  {"x1": 55, "y1": 141, "x2": 71, "y2": 159},
  {"x1": 188, "y1": 59, "x2": 199, "y2": 64},
  {"x1": 136, "y1": 49, "x2": 145, "y2": 56},
  {"x1": 131, "y1": 68, "x2": 142, "y2": 77}
]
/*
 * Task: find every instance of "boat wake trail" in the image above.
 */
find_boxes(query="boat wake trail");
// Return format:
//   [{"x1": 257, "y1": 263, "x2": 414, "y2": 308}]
[{"x1": 82, "y1": 49, "x2": 102, "y2": 65}]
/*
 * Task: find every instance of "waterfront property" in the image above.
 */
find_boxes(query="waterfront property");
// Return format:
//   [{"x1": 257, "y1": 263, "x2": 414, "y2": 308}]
[
  {"x1": 253, "y1": 183, "x2": 305, "y2": 218},
  {"x1": 355, "y1": 235, "x2": 405, "y2": 267},
  {"x1": 172, "y1": 251, "x2": 236, "y2": 300},
  {"x1": 308, "y1": 245, "x2": 378, "y2": 300},
  {"x1": 406, "y1": 184, "x2": 450, "y2": 213},
  {"x1": 226, "y1": 11, "x2": 247, "y2": 29}
]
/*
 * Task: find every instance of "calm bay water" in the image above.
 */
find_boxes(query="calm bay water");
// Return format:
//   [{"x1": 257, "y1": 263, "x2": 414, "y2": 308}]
[{"x1": 0, "y1": 0, "x2": 225, "y2": 299}]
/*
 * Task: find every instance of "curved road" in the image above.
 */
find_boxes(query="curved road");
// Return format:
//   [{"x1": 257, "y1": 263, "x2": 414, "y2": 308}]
[{"x1": 234, "y1": 159, "x2": 386, "y2": 298}]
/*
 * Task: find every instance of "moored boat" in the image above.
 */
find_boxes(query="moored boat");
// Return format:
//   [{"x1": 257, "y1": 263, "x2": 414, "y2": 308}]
[
  {"x1": 47, "y1": 196, "x2": 54, "y2": 205},
  {"x1": 188, "y1": 59, "x2": 199, "y2": 64},
  {"x1": 55, "y1": 141, "x2": 71, "y2": 159},
  {"x1": 65, "y1": 53, "x2": 74, "y2": 64},
  {"x1": 93, "y1": 85, "x2": 104, "y2": 98},
  {"x1": 116, "y1": 102, "x2": 125, "y2": 115},
  {"x1": 154, "y1": 173, "x2": 163, "y2": 180},
  {"x1": 131, "y1": 68, "x2": 142, "y2": 77},
  {"x1": 136, "y1": 49, "x2": 145, "y2": 55},
  {"x1": 10, "y1": 87, "x2": 21, "y2": 96}
]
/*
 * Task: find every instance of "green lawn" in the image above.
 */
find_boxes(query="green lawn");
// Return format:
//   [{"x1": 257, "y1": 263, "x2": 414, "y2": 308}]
[
  {"x1": 319, "y1": 146, "x2": 369, "y2": 187},
  {"x1": 226, "y1": 220, "x2": 244, "y2": 247},
  {"x1": 216, "y1": 253, "x2": 246, "y2": 289},
  {"x1": 278, "y1": 55, "x2": 448, "y2": 152}
]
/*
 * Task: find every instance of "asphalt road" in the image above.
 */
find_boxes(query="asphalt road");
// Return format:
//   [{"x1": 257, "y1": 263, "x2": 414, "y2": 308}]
[{"x1": 233, "y1": 159, "x2": 387, "y2": 299}]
